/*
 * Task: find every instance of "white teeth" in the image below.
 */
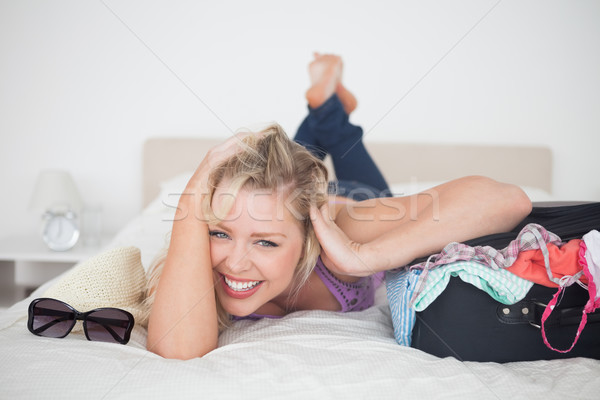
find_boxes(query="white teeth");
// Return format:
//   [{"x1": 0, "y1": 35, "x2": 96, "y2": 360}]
[{"x1": 224, "y1": 276, "x2": 261, "y2": 292}]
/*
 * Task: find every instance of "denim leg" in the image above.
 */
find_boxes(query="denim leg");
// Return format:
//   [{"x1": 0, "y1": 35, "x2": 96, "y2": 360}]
[
  {"x1": 295, "y1": 94, "x2": 390, "y2": 195},
  {"x1": 335, "y1": 180, "x2": 385, "y2": 201},
  {"x1": 294, "y1": 113, "x2": 327, "y2": 160}
]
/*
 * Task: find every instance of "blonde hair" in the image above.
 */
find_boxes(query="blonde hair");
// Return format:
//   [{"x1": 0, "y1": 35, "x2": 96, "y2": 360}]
[{"x1": 144, "y1": 124, "x2": 329, "y2": 330}]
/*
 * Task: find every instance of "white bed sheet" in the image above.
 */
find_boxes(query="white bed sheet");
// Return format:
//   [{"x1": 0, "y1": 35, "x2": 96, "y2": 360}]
[
  {"x1": 1, "y1": 192, "x2": 599, "y2": 399},
  {"x1": 2, "y1": 289, "x2": 599, "y2": 399}
]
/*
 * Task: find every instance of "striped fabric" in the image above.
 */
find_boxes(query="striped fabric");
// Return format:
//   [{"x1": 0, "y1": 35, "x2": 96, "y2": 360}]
[{"x1": 385, "y1": 268, "x2": 422, "y2": 346}]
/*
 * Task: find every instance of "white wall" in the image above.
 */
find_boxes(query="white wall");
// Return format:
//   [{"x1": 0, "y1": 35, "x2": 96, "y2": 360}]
[{"x1": 1, "y1": 0, "x2": 599, "y2": 241}]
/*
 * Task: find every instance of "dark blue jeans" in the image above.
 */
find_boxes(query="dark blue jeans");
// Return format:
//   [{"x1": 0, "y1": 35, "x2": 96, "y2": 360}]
[{"x1": 295, "y1": 95, "x2": 391, "y2": 201}]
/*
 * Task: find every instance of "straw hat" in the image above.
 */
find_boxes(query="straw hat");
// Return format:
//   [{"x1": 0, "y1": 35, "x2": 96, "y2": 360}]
[{"x1": 44, "y1": 246, "x2": 149, "y2": 331}]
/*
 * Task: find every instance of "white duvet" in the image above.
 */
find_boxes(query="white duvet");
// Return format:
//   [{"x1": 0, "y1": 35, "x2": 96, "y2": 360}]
[{"x1": 1, "y1": 200, "x2": 599, "y2": 399}]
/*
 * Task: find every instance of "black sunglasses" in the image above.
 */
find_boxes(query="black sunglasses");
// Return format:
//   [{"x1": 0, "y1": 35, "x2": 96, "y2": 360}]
[{"x1": 27, "y1": 298, "x2": 135, "y2": 345}]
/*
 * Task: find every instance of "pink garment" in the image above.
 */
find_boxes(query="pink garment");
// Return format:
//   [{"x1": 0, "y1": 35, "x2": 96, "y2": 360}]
[
  {"x1": 540, "y1": 239, "x2": 600, "y2": 353},
  {"x1": 506, "y1": 239, "x2": 588, "y2": 287}
]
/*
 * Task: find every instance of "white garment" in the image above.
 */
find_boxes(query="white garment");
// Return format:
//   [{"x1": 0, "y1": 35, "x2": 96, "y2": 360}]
[{"x1": 583, "y1": 230, "x2": 600, "y2": 302}]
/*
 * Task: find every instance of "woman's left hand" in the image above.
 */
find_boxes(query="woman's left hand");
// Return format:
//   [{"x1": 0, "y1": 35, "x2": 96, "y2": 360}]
[
  {"x1": 186, "y1": 130, "x2": 267, "y2": 194},
  {"x1": 310, "y1": 204, "x2": 379, "y2": 277}
]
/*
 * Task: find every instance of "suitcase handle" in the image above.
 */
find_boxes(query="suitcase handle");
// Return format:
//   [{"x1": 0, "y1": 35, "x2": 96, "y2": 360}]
[
  {"x1": 532, "y1": 301, "x2": 600, "y2": 327},
  {"x1": 496, "y1": 300, "x2": 600, "y2": 327}
]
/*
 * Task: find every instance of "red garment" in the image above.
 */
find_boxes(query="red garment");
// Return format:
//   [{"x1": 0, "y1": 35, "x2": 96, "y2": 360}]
[{"x1": 506, "y1": 239, "x2": 588, "y2": 287}]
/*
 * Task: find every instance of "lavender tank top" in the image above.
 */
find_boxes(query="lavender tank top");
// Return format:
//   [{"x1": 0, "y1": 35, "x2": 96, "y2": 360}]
[{"x1": 232, "y1": 256, "x2": 384, "y2": 321}]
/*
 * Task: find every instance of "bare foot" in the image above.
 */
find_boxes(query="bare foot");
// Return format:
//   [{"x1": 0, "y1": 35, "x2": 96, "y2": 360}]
[
  {"x1": 305, "y1": 53, "x2": 342, "y2": 109},
  {"x1": 336, "y1": 83, "x2": 357, "y2": 114}
]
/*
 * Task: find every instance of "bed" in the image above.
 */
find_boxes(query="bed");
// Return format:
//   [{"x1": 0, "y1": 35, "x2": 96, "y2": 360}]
[{"x1": 2, "y1": 138, "x2": 599, "y2": 399}]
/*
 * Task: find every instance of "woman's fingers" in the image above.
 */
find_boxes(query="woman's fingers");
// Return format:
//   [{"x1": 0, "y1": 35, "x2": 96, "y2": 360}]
[
  {"x1": 310, "y1": 204, "x2": 335, "y2": 244},
  {"x1": 189, "y1": 130, "x2": 268, "y2": 192},
  {"x1": 206, "y1": 131, "x2": 261, "y2": 168},
  {"x1": 311, "y1": 204, "x2": 372, "y2": 277}
]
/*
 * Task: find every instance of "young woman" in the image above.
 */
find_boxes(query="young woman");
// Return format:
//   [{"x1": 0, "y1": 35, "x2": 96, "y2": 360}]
[{"x1": 146, "y1": 54, "x2": 532, "y2": 359}]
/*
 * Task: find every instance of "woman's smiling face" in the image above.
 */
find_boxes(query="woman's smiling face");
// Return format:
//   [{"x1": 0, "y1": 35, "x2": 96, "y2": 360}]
[{"x1": 209, "y1": 183, "x2": 305, "y2": 317}]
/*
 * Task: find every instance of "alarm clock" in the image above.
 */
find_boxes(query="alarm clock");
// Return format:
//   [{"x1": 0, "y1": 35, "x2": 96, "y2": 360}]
[{"x1": 42, "y1": 211, "x2": 80, "y2": 251}]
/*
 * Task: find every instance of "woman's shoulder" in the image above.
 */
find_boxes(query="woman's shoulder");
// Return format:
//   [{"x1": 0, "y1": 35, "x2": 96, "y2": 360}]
[
  {"x1": 307, "y1": 256, "x2": 383, "y2": 312},
  {"x1": 317, "y1": 254, "x2": 362, "y2": 283}
]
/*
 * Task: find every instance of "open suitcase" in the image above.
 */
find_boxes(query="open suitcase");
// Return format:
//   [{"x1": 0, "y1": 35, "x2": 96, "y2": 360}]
[{"x1": 409, "y1": 203, "x2": 600, "y2": 363}]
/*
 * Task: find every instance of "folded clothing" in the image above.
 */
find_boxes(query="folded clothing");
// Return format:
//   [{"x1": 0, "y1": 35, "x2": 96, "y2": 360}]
[
  {"x1": 506, "y1": 239, "x2": 587, "y2": 287},
  {"x1": 386, "y1": 261, "x2": 533, "y2": 346},
  {"x1": 412, "y1": 261, "x2": 534, "y2": 312},
  {"x1": 385, "y1": 268, "x2": 421, "y2": 346}
]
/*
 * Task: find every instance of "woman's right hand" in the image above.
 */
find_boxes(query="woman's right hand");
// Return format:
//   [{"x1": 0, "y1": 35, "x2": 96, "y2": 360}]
[{"x1": 310, "y1": 203, "x2": 379, "y2": 278}]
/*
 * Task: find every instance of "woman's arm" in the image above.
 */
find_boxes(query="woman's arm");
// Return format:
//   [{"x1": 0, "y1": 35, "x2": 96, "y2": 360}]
[
  {"x1": 146, "y1": 192, "x2": 218, "y2": 359},
  {"x1": 312, "y1": 176, "x2": 532, "y2": 277},
  {"x1": 147, "y1": 132, "x2": 263, "y2": 359}
]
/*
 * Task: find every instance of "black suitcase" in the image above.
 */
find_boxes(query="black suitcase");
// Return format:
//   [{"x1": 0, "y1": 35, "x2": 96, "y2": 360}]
[
  {"x1": 411, "y1": 277, "x2": 600, "y2": 362},
  {"x1": 410, "y1": 203, "x2": 600, "y2": 363}
]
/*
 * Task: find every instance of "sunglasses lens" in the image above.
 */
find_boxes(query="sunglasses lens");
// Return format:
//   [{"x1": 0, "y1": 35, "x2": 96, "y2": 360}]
[
  {"x1": 31, "y1": 299, "x2": 75, "y2": 338},
  {"x1": 85, "y1": 309, "x2": 133, "y2": 344}
]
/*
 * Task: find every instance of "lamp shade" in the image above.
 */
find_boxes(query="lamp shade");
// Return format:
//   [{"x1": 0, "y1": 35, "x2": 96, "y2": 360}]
[{"x1": 29, "y1": 169, "x2": 83, "y2": 213}]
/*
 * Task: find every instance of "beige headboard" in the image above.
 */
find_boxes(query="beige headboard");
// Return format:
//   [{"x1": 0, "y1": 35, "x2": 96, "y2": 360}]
[{"x1": 143, "y1": 138, "x2": 552, "y2": 207}]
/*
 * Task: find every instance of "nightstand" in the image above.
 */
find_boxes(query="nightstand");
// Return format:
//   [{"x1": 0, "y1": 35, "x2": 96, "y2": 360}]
[{"x1": 0, "y1": 235, "x2": 111, "y2": 307}]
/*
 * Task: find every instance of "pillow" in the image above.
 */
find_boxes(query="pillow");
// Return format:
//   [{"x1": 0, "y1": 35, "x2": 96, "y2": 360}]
[
  {"x1": 518, "y1": 186, "x2": 555, "y2": 202},
  {"x1": 159, "y1": 171, "x2": 194, "y2": 196},
  {"x1": 143, "y1": 171, "x2": 194, "y2": 215},
  {"x1": 43, "y1": 246, "x2": 149, "y2": 330},
  {"x1": 389, "y1": 181, "x2": 444, "y2": 197}
]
